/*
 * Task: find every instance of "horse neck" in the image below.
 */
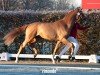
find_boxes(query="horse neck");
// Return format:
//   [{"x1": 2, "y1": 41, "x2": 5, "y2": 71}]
[{"x1": 63, "y1": 9, "x2": 78, "y2": 29}]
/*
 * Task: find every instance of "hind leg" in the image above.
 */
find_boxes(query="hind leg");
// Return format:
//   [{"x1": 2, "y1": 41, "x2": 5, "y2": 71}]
[
  {"x1": 15, "y1": 24, "x2": 37, "y2": 63},
  {"x1": 29, "y1": 38, "x2": 38, "y2": 58},
  {"x1": 15, "y1": 36, "x2": 35, "y2": 63},
  {"x1": 15, "y1": 39, "x2": 28, "y2": 63},
  {"x1": 53, "y1": 41, "x2": 60, "y2": 57},
  {"x1": 15, "y1": 38, "x2": 35, "y2": 63}
]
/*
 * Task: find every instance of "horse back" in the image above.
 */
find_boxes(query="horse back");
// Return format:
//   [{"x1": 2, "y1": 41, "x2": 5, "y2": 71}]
[
  {"x1": 37, "y1": 20, "x2": 68, "y2": 41},
  {"x1": 36, "y1": 22, "x2": 57, "y2": 40}
]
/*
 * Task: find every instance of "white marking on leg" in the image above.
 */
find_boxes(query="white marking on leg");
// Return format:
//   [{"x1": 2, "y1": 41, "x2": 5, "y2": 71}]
[{"x1": 51, "y1": 55, "x2": 55, "y2": 64}]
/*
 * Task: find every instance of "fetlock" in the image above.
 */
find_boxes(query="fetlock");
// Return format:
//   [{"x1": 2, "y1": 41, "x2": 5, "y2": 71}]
[
  {"x1": 55, "y1": 56, "x2": 61, "y2": 62},
  {"x1": 68, "y1": 55, "x2": 72, "y2": 60},
  {"x1": 69, "y1": 57, "x2": 75, "y2": 61}
]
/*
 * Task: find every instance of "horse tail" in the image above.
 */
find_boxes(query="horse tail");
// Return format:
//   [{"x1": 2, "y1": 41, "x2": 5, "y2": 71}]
[{"x1": 3, "y1": 25, "x2": 28, "y2": 46}]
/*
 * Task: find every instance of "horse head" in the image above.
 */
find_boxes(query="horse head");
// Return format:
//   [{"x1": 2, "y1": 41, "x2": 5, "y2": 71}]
[
  {"x1": 63, "y1": 7, "x2": 84, "y2": 28},
  {"x1": 76, "y1": 7, "x2": 86, "y2": 22},
  {"x1": 75, "y1": 7, "x2": 90, "y2": 27}
]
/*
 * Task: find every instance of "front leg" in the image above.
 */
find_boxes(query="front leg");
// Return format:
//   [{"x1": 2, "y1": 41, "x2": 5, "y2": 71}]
[
  {"x1": 68, "y1": 47, "x2": 73, "y2": 60},
  {"x1": 70, "y1": 46, "x2": 74, "y2": 56}
]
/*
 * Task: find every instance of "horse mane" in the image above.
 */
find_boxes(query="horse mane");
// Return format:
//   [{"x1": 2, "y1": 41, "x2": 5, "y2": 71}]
[
  {"x1": 62, "y1": 8, "x2": 79, "y2": 37},
  {"x1": 63, "y1": 8, "x2": 78, "y2": 25}
]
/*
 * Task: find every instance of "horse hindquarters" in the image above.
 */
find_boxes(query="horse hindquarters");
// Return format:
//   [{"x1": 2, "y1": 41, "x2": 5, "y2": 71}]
[{"x1": 15, "y1": 24, "x2": 38, "y2": 63}]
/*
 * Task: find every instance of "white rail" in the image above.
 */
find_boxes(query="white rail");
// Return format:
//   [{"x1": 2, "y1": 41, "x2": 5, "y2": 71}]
[
  {"x1": 0, "y1": 53, "x2": 100, "y2": 63},
  {"x1": 0, "y1": 53, "x2": 90, "y2": 59}
]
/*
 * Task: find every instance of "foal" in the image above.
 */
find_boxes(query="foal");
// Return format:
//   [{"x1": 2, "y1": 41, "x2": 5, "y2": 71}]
[{"x1": 3, "y1": 8, "x2": 82, "y2": 63}]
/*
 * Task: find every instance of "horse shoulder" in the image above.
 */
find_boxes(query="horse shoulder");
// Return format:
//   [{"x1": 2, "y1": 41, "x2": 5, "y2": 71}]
[{"x1": 54, "y1": 21, "x2": 68, "y2": 39}]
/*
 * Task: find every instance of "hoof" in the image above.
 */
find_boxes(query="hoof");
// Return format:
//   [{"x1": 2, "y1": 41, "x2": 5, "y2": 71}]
[
  {"x1": 70, "y1": 57, "x2": 75, "y2": 61},
  {"x1": 55, "y1": 56, "x2": 61, "y2": 62},
  {"x1": 68, "y1": 55, "x2": 75, "y2": 61},
  {"x1": 52, "y1": 59, "x2": 56, "y2": 64},
  {"x1": 53, "y1": 61, "x2": 56, "y2": 64},
  {"x1": 34, "y1": 54, "x2": 37, "y2": 58},
  {"x1": 15, "y1": 59, "x2": 18, "y2": 63},
  {"x1": 15, "y1": 60, "x2": 18, "y2": 63},
  {"x1": 51, "y1": 55, "x2": 56, "y2": 64},
  {"x1": 68, "y1": 55, "x2": 72, "y2": 60}
]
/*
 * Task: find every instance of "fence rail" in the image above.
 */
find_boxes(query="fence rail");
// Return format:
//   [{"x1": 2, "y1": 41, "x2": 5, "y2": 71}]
[
  {"x1": 0, "y1": 53, "x2": 100, "y2": 63},
  {"x1": 0, "y1": 53, "x2": 90, "y2": 59}
]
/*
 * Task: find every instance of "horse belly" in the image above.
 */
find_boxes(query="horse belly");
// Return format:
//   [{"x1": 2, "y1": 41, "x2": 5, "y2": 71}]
[
  {"x1": 37, "y1": 25, "x2": 57, "y2": 41},
  {"x1": 38, "y1": 31, "x2": 56, "y2": 41}
]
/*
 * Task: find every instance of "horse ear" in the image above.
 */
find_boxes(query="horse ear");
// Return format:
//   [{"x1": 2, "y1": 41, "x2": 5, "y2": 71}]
[{"x1": 77, "y1": 7, "x2": 82, "y2": 11}]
